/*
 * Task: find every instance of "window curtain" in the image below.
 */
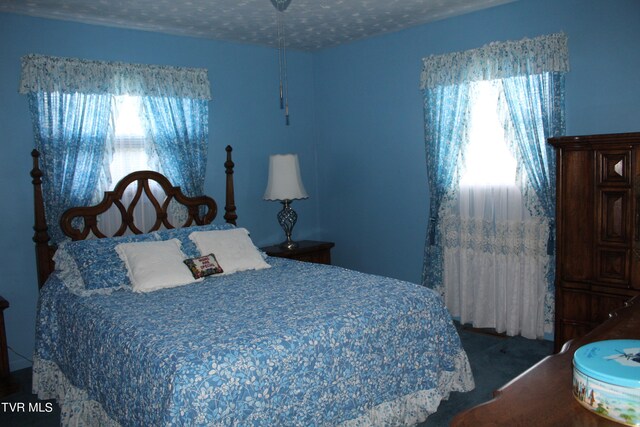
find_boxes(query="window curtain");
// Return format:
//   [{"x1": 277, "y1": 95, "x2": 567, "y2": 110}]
[
  {"x1": 25, "y1": 91, "x2": 113, "y2": 243},
  {"x1": 141, "y1": 96, "x2": 208, "y2": 225},
  {"x1": 141, "y1": 96, "x2": 208, "y2": 197},
  {"x1": 420, "y1": 34, "x2": 568, "y2": 337},
  {"x1": 20, "y1": 54, "x2": 211, "y2": 240},
  {"x1": 421, "y1": 83, "x2": 472, "y2": 292},
  {"x1": 441, "y1": 185, "x2": 552, "y2": 338},
  {"x1": 500, "y1": 72, "x2": 565, "y2": 248},
  {"x1": 500, "y1": 72, "x2": 566, "y2": 333}
]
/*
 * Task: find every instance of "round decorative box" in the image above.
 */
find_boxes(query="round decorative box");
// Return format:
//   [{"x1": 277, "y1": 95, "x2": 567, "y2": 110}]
[{"x1": 573, "y1": 339, "x2": 640, "y2": 426}]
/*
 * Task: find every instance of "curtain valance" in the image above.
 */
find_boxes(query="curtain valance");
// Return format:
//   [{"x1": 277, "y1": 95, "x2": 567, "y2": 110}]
[
  {"x1": 19, "y1": 54, "x2": 211, "y2": 100},
  {"x1": 420, "y1": 33, "x2": 568, "y2": 89}
]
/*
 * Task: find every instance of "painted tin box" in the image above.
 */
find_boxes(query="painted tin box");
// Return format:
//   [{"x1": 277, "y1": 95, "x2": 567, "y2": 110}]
[{"x1": 573, "y1": 339, "x2": 640, "y2": 426}]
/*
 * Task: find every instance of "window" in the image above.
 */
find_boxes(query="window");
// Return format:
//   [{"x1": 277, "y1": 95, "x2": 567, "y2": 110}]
[
  {"x1": 21, "y1": 54, "x2": 211, "y2": 242},
  {"x1": 420, "y1": 33, "x2": 568, "y2": 339},
  {"x1": 459, "y1": 81, "x2": 518, "y2": 188},
  {"x1": 99, "y1": 95, "x2": 164, "y2": 235},
  {"x1": 109, "y1": 95, "x2": 160, "y2": 187}
]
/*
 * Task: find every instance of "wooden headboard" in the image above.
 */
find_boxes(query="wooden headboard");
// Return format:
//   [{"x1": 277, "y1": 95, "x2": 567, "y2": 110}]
[{"x1": 31, "y1": 145, "x2": 238, "y2": 289}]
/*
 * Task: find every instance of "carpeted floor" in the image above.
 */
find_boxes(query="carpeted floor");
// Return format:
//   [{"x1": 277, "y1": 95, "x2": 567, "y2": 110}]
[
  {"x1": 420, "y1": 324, "x2": 553, "y2": 426},
  {"x1": 0, "y1": 323, "x2": 553, "y2": 426}
]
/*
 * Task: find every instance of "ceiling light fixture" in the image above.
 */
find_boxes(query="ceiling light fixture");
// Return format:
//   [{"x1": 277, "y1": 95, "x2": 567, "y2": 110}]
[{"x1": 270, "y1": 0, "x2": 291, "y2": 125}]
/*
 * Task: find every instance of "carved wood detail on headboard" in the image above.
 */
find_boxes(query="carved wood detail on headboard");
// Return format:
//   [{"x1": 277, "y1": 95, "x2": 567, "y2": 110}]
[
  {"x1": 31, "y1": 145, "x2": 238, "y2": 289},
  {"x1": 60, "y1": 171, "x2": 218, "y2": 241}
]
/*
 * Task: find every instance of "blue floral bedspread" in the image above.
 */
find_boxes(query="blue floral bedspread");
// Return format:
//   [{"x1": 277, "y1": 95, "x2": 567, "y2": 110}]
[{"x1": 34, "y1": 257, "x2": 474, "y2": 426}]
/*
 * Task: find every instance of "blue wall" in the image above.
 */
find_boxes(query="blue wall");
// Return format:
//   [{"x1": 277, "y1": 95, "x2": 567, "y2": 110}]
[
  {"x1": 1, "y1": 0, "x2": 639, "y2": 370},
  {"x1": 313, "y1": 0, "x2": 640, "y2": 284},
  {"x1": 0, "y1": 13, "x2": 319, "y2": 370}
]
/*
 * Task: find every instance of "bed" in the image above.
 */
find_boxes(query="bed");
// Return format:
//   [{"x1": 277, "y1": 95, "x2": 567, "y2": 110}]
[{"x1": 30, "y1": 146, "x2": 474, "y2": 426}]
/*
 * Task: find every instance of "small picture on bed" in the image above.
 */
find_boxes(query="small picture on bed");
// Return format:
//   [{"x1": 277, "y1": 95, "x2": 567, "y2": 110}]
[{"x1": 30, "y1": 146, "x2": 474, "y2": 426}]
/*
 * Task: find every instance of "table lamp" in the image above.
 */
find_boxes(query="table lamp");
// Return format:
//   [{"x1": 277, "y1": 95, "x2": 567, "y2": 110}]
[{"x1": 264, "y1": 154, "x2": 308, "y2": 249}]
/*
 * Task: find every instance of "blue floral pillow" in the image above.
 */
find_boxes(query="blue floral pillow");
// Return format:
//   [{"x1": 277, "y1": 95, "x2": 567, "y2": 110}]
[
  {"x1": 54, "y1": 233, "x2": 156, "y2": 295},
  {"x1": 153, "y1": 223, "x2": 236, "y2": 258}
]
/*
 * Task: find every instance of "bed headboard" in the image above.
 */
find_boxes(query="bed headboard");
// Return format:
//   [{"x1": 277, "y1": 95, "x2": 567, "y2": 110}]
[{"x1": 31, "y1": 145, "x2": 238, "y2": 289}]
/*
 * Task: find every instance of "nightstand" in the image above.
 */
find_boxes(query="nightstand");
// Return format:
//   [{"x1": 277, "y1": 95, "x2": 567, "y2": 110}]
[
  {"x1": 261, "y1": 240, "x2": 335, "y2": 265},
  {"x1": 0, "y1": 296, "x2": 19, "y2": 397}
]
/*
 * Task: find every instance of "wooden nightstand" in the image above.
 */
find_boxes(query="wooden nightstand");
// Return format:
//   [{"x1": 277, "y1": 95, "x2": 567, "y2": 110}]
[
  {"x1": 0, "y1": 296, "x2": 19, "y2": 397},
  {"x1": 261, "y1": 240, "x2": 335, "y2": 265}
]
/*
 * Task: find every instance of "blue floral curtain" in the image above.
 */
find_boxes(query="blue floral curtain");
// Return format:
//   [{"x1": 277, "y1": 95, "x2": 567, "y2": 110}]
[
  {"x1": 27, "y1": 91, "x2": 113, "y2": 243},
  {"x1": 141, "y1": 96, "x2": 208, "y2": 197},
  {"x1": 421, "y1": 83, "x2": 472, "y2": 292},
  {"x1": 20, "y1": 54, "x2": 211, "y2": 241},
  {"x1": 500, "y1": 72, "x2": 565, "y2": 250}
]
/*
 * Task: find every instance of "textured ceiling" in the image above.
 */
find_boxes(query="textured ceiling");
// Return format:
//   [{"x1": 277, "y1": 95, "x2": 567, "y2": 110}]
[{"x1": 0, "y1": 0, "x2": 514, "y2": 51}]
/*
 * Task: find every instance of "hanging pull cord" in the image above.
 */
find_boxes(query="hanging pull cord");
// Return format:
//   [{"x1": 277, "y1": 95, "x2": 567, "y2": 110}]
[
  {"x1": 282, "y1": 18, "x2": 290, "y2": 126},
  {"x1": 276, "y1": 8, "x2": 284, "y2": 110},
  {"x1": 274, "y1": 4, "x2": 290, "y2": 126}
]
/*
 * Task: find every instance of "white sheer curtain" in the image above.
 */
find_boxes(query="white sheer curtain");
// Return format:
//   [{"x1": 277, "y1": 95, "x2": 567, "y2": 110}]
[{"x1": 442, "y1": 186, "x2": 549, "y2": 338}]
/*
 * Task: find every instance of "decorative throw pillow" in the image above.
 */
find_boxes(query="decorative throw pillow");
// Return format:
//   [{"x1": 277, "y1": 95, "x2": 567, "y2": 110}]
[
  {"x1": 115, "y1": 239, "x2": 201, "y2": 293},
  {"x1": 189, "y1": 228, "x2": 271, "y2": 275},
  {"x1": 183, "y1": 253, "x2": 224, "y2": 279}
]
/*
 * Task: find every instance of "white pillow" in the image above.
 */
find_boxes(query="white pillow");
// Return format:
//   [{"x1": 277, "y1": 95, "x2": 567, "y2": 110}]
[
  {"x1": 115, "y1": 239, "x2": 202, "y2": 293},
  {"x1": 188, "y1": 228, "x2": 271, "y2": 275}
]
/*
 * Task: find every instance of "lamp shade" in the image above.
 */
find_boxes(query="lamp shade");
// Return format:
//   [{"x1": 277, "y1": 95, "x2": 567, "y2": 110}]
[{"x1": 264, "y1": 154, "x2": 308, "y2": 201}]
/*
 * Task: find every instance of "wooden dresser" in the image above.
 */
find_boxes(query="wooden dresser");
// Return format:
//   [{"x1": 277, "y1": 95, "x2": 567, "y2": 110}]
[
  {"x1": 451, "y1": 297, "x2": 640, "y2": 426},
  {"x1": 550, "y1": 132, "x2": 640, "y2": 352}
]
